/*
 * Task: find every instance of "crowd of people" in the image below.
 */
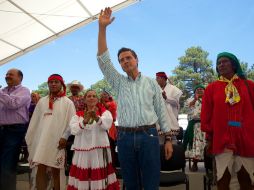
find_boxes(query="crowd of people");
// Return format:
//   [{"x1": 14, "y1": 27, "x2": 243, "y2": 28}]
[{"x1": 0, "y1": 7, "x2": 254, "y2": 190}]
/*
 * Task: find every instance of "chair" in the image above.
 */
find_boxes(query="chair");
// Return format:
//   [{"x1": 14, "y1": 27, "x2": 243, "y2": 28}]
[
  {"x1": 160, "y1": 144, "x2": 189, "y2": 190},
  {"x1": 176, "y1": 126, "x2": 184, "y2": 144},
  {"x1": 203, "y1": 145, "x2": 215, "y2": 190},
  {"x1": 17, "y1": 139, "x2": 31, "y2": 179}
]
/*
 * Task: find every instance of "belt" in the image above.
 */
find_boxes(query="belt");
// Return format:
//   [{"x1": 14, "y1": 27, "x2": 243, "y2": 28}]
[
  {"x1": 117, "y1": 124, "x2": 156, "y2": 132},
  {"x1": 0, "y1": 123, "x2": 27, "y2": 128}
]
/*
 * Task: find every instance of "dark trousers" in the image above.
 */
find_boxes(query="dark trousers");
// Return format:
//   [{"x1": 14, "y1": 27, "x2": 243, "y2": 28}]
[
  {"x1": 65, "y1": 135, "x2": 75, "y2": 176},
  {"x1": 0, "y1": 124, "x2": 27, "y2": 190},
  {"x1": 109, "y1": 136, "x2": 117, "y2": 168},
  {"x1": 117, "y1": 128, "x2": 160, "y2": 190}
]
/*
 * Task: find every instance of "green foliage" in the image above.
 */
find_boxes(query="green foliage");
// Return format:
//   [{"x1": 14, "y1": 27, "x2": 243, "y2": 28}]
[
  {"x1": 248, "y1": 64, "x2": 254, "y2": 80},
  {"x1": 240, "y1": 62, "x2": 254, "y2": 81},
  {"x1": 33, "y1": 79, "x2": 114, "y2": 98},
  {"x1": 90, "y1": 79, "x2": 116, "y2": 99},
  {"x1": 32, "y1": 81, "x2": 83, "y2": 97},
  {"x1": 171, "y1": 47, "x2": 254, "y2": 113},
  {"x1": 33, "y1": 82, "x2": 48, "y2": 97},
  {"x1": 171, "y1": 46, "x2": 216, "y2": 112}
]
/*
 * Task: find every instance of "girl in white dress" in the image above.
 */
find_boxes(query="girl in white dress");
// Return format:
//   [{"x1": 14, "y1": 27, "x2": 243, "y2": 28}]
[{"x1": 67, "y1": 90, "x2": 120, "y2": 190}]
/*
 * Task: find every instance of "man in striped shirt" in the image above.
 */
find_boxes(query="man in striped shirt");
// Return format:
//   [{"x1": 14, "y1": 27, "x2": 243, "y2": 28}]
[
  {"x1": 0, "y1": 69, "x2": 31, "y2": 190},
  {"x1": 97, "y1": 8, "x2": 174, "y2": 190}
]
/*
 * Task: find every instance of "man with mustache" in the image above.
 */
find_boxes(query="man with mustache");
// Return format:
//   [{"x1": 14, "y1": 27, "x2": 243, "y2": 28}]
[{"x1": 0, "y1": 68, "x2": 31, "y2": 190}]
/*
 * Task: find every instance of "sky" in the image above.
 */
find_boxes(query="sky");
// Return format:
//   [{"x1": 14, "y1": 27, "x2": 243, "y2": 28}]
[{"x1": 1, "y1": 0, "x2": 254, "y2": 91}]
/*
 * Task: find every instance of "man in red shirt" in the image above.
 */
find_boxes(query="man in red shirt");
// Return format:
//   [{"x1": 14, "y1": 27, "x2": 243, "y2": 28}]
[
  {"x1": 67, "y1": 80, "x2": 85, "y2": 112},
  {"x1": 201, "y1": 52, "x2": 254, "y2": 190}
]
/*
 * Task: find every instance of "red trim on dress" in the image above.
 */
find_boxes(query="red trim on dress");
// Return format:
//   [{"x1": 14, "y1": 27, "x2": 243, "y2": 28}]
[
  {"x1": 69, "y1": 162, "x2": 115, "y2": 181},
  {"x1": 67, "y1": 180, "x2": 120, "y2": 190},
  {"x1": 74, "y1": 146, "x2": 111, "y2": 151}
]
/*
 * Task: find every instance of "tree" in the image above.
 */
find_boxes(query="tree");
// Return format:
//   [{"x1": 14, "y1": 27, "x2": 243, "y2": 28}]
[
  {"x1": 33, "y1": 82, "x2": 81, "y2": 97},
  {"x1": 33, "y1": 82, "x2": 48, "y2": 97},
  {"x1": 248, "y1": 64, "x2": 254, "y2": 80},
  {"x1": 33, "y1": 79, "x2": 114, "y2": 98},
  {"x1": 171, "y1": 46, "x2": 216, "y2": 112},
  {"x1": 240, "y1": 62, "x2": 254, "y2": 81},
  {"x1": 90, "y1": 79, "x2": 116, "y2": 99}
]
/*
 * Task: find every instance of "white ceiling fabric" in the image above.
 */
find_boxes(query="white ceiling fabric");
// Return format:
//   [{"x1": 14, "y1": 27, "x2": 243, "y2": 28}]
[{"x1": 0, "y1": 0, "x2": 139, "y2": 65}]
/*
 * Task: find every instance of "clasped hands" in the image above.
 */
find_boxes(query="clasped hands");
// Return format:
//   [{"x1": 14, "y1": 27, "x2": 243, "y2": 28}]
[{"x1": 83, "y1": 110, "x2": 100, "y2": 125}]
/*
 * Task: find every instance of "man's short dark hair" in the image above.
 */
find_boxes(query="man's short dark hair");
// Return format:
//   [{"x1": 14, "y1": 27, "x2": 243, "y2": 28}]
[
  {"x1": 117, "y1": 47, "x2": 138, "y2": 62},
  {"x1": 17, "y1": 69, "x2": 23, "y2": 81}
]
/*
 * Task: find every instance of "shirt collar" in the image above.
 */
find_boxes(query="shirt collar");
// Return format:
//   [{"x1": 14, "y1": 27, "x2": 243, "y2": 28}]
[
  {"x1": 128, "y1": 72, "x2": 142, "y2": 81},
  {"x1": 9, "y1": 84, "x2": 22, "y2": 90},
  {"x1": 3, "y1": 84, "x2": 22, "y2": 91}
]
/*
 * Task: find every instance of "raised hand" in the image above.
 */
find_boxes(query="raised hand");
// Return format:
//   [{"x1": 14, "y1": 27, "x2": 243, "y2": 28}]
[{"x1": 99, "y1": 7, "x2": 115, "y2": 28}]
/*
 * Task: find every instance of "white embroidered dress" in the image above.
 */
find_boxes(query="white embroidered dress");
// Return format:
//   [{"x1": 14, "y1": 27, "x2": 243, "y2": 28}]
[{"x1": 67, "y1": 110, "x2": 119, "y2": 190}]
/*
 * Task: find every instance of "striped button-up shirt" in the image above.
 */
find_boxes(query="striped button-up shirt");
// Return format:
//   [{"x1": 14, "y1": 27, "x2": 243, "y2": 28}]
[
  {"x1": 0, "y1": 84, "x2": 31, "y2": 125},
  {"x1": 97, "y1": 50, "x2": 171, "y2": 133}
]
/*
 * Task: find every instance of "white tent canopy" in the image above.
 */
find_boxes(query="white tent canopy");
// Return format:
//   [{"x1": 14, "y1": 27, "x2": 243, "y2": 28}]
[{"x1": 0, "y1": 0, "x2": 139, "y2": 66}]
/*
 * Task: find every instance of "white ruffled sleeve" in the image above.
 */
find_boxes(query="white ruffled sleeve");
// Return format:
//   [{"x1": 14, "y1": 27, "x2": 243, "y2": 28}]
[
  {"x1": 97, "y1": 110, "x2": 113, "y2": 130},
  {"x1": 70, "y1": 115, "x2": 84, "y2": 135}
]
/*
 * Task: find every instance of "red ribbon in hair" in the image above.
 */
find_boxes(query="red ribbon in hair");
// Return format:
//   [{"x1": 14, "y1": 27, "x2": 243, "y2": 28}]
[
  {"x1": 156, "y1": 72, "x2": 168, "y2": 79},
  {"x1": 48, "y1": 75, "x2": 66, "y2": 110}
]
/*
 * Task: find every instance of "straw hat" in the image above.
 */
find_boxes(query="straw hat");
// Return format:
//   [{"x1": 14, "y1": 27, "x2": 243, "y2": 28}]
[{"x1": 67, "y1": 80, "x2": 84, "y2": 91}]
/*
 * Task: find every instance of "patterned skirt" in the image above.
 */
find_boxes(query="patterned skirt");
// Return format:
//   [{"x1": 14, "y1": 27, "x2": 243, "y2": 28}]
[{"x1": 185, "y1": 122, "x2": 206, "y2": 160}]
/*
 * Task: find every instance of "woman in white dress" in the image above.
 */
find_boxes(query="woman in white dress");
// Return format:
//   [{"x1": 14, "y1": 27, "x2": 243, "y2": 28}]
[
  {"x1": 67, "y1": 90, "x2": 120, "y2": 190},
  {"x1": 183, "y1": 85, "x2": 206, "y2": 172}
]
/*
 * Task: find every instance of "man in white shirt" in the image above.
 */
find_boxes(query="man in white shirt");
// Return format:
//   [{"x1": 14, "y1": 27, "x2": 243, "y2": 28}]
[
  {"x1": 156, "y1": 72, "x2": 182, "y2": 122},
  {"x1": 25, "y1": 74, "x2": 75, "y2": 190}
]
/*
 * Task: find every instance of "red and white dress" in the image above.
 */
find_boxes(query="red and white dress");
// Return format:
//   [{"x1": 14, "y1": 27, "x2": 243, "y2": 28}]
[{"x1": 67, "y1": 107, "x2": 120, "y2": 190}]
